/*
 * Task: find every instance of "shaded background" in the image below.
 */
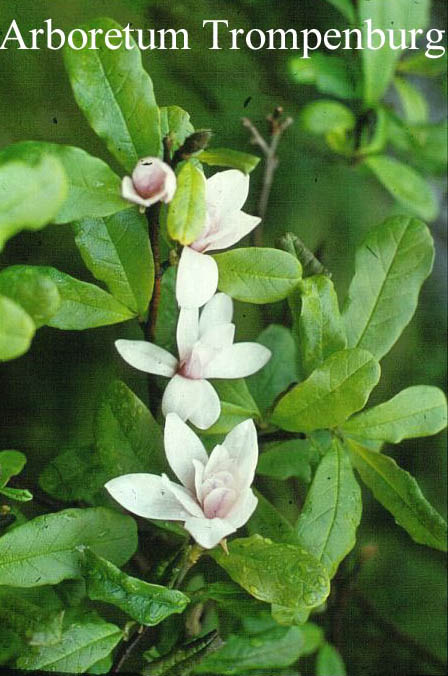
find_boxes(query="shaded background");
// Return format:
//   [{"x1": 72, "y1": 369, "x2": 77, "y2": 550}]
[{"x1": 0, "y1": 1, "x2": 446, "y2": 674}]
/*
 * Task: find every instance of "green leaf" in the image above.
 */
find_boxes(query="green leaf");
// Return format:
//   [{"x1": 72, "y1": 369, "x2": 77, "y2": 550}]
[
  {"x1": 94, "y1": 380, "x2": 166, "y2": 476},
  {"x1": 272, "y1": 349, "x2": 380, "y2": 433},
  {"x1": 0, "y1": 586, "x2": 64, "y2": 648},
  {"x1": 257, "y1": 439, "x2": 316, "y2": 483},
  {"x1": 215, "y1": 248, "x2": 302, "y2": 304},
  {"x1": 346, "y1": 439, "x2": 447, "y2": 552},
  {"x1": 17, "y1": 612, "x2": 123, "y2": 673},
  {"x1": 73, "y1": 207, "x2": 154, "y2": 316},
  {"x1": 167, "y1": 159, "x2": 206, "y2": 245},
  {"x1": 297, "y1": 275, "x2": 347, "y2": 376},
  {"x1": 0, "y1": 141, "x2": 127, "y2": 224},
  {"x1": 247, "y1": 490, "x2": 295, "y2": 542},
  {"x1": 295, "y1": 439, "x2": 362, "y2": 578},
  {"x1": 160, "y1": 105, "x2": 195, "y2": 153},
  {"x1": 247, "y1": 325, "x2": 299, "y2": 417},
  {"x1": 324, "y1": 0, "x2": 355, "y2": 22},
  {"x1": 0, "y1": 628, "x2": 21, "y2": 665},
  {"x1": 0, "y1": 486, "x2": 33, "y2": 502},
  {"x1": 202, "y1": 379, "x2": 260, "y2": 435},
  {"x1": 64, "y1": 17, "x2": 161, "y2": 171},
  {"x1": 289, "y1": 54, "x2": 357, "y2": 99},
  {"x1": 82, "y1": 549, "x2": 188, "y2": 626},
  {"x1": 154, "y1": 266, "x2": 178, "y2": 354},
  {"x1": 343, "y1": 386, "x2": 447, "y2": 442},
  {"x1": 39, "y1": 446, "x2": 110, "y2": 505},
  {"x1": 0, "y1": 450, "x2": 26, "y2": 488},
  {"x1": 0, "y1": 151, "x2": 67, "y2": 250},
  {"x1": 342, "y1": 216, "x2": 435, "y2": 360},
  {"x1": 316, "y1": 642, "x2": 347, "y2": 676},
  {"x1": 0, "y1": 507, "x2": 138, "y2": 587},
  {"x1": 32, "y1": 266, "x2": 134, "y2": 329},
  {"x1": 211, "y1": 535, "x2": 330, "y2": 623},
  {"x1": 300, "y1": 100, "x2": 355, "y2": 135},
  {"x1": 0, "y1": 295, "x2": 35, "y2": 361},
  {"x1": 195, "y1": 626, "x2": 304, "y2": 674},
  {"x1": 199, "y1": 148, "x2": 260, "y2": 174},
  {"x1": 394, "y1": 77, "x2": 428, "y2": 125},
  {"x1": 359, "y1": 0, "x2": 430, "y2": 105},
  {"x1": 364, "y1": 155, "x2": 438, "y2": 221},
  {"x1": 0, "y1": 266, "x2": 60, "y2": 328},
  {"x1": 397, "y1": 52, "x2": 447, "y2": 77}
]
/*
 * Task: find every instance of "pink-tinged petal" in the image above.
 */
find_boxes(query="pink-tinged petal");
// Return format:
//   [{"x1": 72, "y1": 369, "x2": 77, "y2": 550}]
[
  {"x1": 203, "y1": 487, "x2": 237, "y2": 518},
  {"x1": 203, "y1": 343, "x2": 271, "y2": 379},
  {"x1": 201, "y1": 211, "x2": 261, "y2": 253},
  {"x1": 176, "y1": 247, "x2": 219, "y2": 309},
  {"x1": 188, "y1": 379, "x2": 221, "y2": 430},
  {"x1": 161, "y1": 474, "x2": 204, "y2": 518},
  {"x1": 206, "y1": 170, "x2": 250, "y2": 214},
  {"x1": 105, "y1": 473, "x2": 187, "y2": 520},
  {"x1": 200, "y1": 323, "x2": 235, "y2": 351},
  {"x1": 223, "y1": 419, "x2": 258, "y2": 489},
  {"x1": 199, "y1": 293, "x2": 233, "y2": 334},
  {"x1": 225, "y1": 488, "x2": 258, "y2": 528},
  {"x1": 132, "y1": 157, "x2": 177, "y2": 204},
  {"x1": 204, "y1": 444, "x2": 230, "y2": 480},
  {"x1": 176, "y1": 307, "x2": 199, "y2": 361},
  {"x1": 164, "y1": 413, "x2": 208, "y2": 491},
  {"x1": 161, "y1": 376, "x2": 221, "y2": 430},
  {"x1": 115, "y1": 339, "x2": 177, "y2": 377},
  {"x1": 162, "y1": 168, "x2": 177, "y2": 203},
  {"x1": 184, "y1": 515, "x2": 236, "y2": 549},
  {"x1": 122, "y1": 176, "x2": 152, "y2": 208}
]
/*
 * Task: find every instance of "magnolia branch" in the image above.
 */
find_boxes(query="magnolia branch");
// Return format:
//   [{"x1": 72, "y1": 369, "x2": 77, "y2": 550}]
[{"x1": 242, "y1": 108, "x2": 293, "y2": 246}]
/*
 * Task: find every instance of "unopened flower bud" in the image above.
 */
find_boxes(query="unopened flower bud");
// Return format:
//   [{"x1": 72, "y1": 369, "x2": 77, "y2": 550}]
[{"x1": 121, "y1": 156, "x2": 176, "y2": 210}]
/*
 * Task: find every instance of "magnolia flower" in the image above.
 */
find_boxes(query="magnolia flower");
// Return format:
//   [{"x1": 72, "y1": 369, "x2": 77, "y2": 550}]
[
  {"x1": 105, "y1": 413, "x2": 259, "y2": 549},
  {"x1": 176, "y1": 170, "x2": 261, "y2": 308},
  {"x1": 122, "y1": 157, "x2": 176, "y2": 210},
  {"x1": 115, "y1": 293, "x2": 270, "y2": 430}
]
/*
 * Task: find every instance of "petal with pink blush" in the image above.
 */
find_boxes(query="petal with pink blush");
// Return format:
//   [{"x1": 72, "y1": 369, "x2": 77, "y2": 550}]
[
  {"x1": 225, "y1": 488, "x2": 258, "y2": 528},
  {"x1": 203, "y1": 486, "x2": 237, "y2": 518}
]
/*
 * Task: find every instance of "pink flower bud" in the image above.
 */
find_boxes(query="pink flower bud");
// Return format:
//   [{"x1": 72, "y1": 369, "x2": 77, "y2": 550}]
[{"x1": 121, "y1": 157, "x2": 176, "y2": 209}]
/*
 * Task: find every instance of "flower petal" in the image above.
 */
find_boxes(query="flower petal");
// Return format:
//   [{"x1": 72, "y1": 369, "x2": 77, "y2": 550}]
[
  {"x1": 161, "y1": 474, "x2": 204, "y2": 518},
  {"x1": 201, "y1": 211, "x2": 261, "y2": 253},
  {"x1": 164, "y1": 413, "x2": 208, "y2": 491},
  {"x1": 162, "y1": 376, "x2": 221, "y2": 430},
  {"x1": 223, "y1": 419, "x2": 258, "y2": 490},
  {"x1": 203, "y1": 343, "x2": 271, "y2": 379},
  {"x1": 206, "y1": 170, "x2": 249, "y2": 214},
  {"x1": 200, "y1": 323, "x2": 235, "y2": 351},
  {"x1": 192, "y1": 459, "x2": 205, "y2": 504},
  {"x1": 225, "y1": 488, "x2": 258, "y2": 528},
  {"x1": 184, "y1": 515, "x2": 236, "y2": 549},
  {"x1": 105, "y1": 473, "x2": 188, "y2": 520},
  {"x1": 203, "y1": 486, "x2": 238, "y2": 518},
  {"x1": 188, "y1": 380, "x2": 221, "y2": 430},
  {"x1": 176, "y1": 307, "x2": 199, "y2": 361},
  {"x1": 199, "y1": 293, "x2": 233, "y2": 334},
  {"x1": 121, "y1": 176, "x2": 152, "y2": 208},
  {"x1": 176, "y1": 247, "x2": 218, "y2": 309},
  {"x1": 115, "y1": 339, "x2": 177, "y2": 377},
  {"x1": 204, "y1": 444, "x2": 230, "y2": 480}
]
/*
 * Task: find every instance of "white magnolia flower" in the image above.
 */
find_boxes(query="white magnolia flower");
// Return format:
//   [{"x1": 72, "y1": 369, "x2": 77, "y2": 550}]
[
  {"x1": 122, "y1": 156, "x2": 176, "y2": 210},
  {"x1": 105, "y1": 413, "x2": 259, "y2": 549},
  {"x1": 176, "y1": 170, "x2": 261, "y2": 308},
  {"x1": 115, "y1": 293, "x2": 270, "y2": 430}
]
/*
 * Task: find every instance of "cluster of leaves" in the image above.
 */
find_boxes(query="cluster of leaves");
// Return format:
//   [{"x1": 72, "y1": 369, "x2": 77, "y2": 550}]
[
  {"x1": 291, "y1": 0, "x2": 446, "y2": 221},
  {"x1": 0, "y1": 10, "x2": 446, "y2": 676}
]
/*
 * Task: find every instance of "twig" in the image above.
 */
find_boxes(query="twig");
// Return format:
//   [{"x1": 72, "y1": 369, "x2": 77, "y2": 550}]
[{"x1": 242, "y1": 108, "x2": 293, "y2": 246}]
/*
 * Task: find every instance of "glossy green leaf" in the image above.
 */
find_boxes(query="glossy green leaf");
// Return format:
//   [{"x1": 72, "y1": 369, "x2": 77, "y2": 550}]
[
  {"x1": 296, "y1": 439, "x2": 362, "y2": 578},
  {"x1": 316, "y1": 642, "x2": 347, "y2": 676},
  {"x1": 32, "y1": 266, "x2": 134, "y2": 329},
  {"x1": 364, "y1": 155, "x2": 438, "y2": 221},
  {"x1": 0, "y1": 151, "x2": 67, "y2": 250},
  {"x1": 73, "y1": 207, "x2": 154, "y2": 316},
  {"x1": 257, "y1": 439, "x2": 316, "y2": 483},
  {"x1": 397, "y1": 52, "x2": 447, "y2": 77},
  {"x1": 247, "y1": 325, "x2": 299, "y2": 416},
  {"x1": 212, "y1": 535, "x2": 330, "y2": 622},
  {"x1": 0, "y1": 295, "x2": 35, "y2": 361},
  {"x1": 0, "y1": 486, "x2": 33, "y2": 502},
  {"x1": 394, "y1": 77, "x2": 428, "y2": 125},
  {"x1": 0, "y1": 507, "x2": 138, "y2": 587},
  {"x1": 39, "y1": 446, "x2": 110, "y2": 505},
  {"x1": 347, "y1": 439, "x2": 447, "y2": 552},
  {"x1": 215, "y1": 248, "x2": 302, "y2": 304},
  {"x1": 82, "y1": 549, "x2": 188, "y2": 626},
  {"x1": 195, "y1": 626, "x2": 304, "y2": 674},
  {"x1": 160, "y1": 105, "x2": 194, "y2": 153},
  {"x1": 297, "y1": 275, "x2": 347, "y2": 376},
  {"x1": 94, "y1": 380, "x2": 166, "y2": 476},
  {"x1": 359, "y1": 0, "x2": 430, "y2": 105},
  {"x1": 64, "y1": 17, "x2": 161, "y2": 171},
  {"x1": 0, "y1": 266, "x2": 60, "y2": 328},
  {"x1": 300, "y1": 100, "x2": 355, "y2": 135},
  {"x1": 0, "y1": 450, "x2": 26, "y2": 488},
  {"x1": 343, "y1": 386, "x2": 447, "y2": 442},
  {"x1": 324, "y1": 0, "x2": 355, "y2": 22},
  {"x1": 0, "y1": 141, "x2": 127, "y2": 224},
  {"x1": 167, "y1": 159, "x2": 206, "y2": 245},
  {"x1": 199, "y1": 148, "x2": 260, "y2": 173},
  {"x1": 203, "y1": 379, "x2": 260, "y2": 435},
  {"x1": 272, "y1": 349, "x2": 380, "y2": 433},
  {"x1": 247, "y1": 490, "x2": 295, "y2": 542},
  {"x1": 289, "y1": 54, "x2": 357, "y2": 99},
  {"x1": 0, "y1": 586, "x2": 63, "y2": 648},
  {"x1": 342, "y1": 216, "x2": 435, "y2": 360},
  {"x1": 17, "y1": 612, "x2": 123, "y2": 673}
]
